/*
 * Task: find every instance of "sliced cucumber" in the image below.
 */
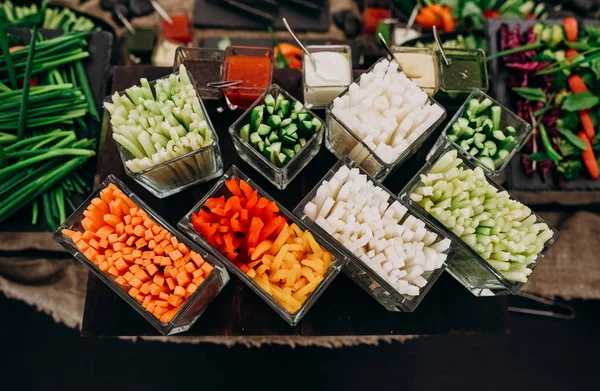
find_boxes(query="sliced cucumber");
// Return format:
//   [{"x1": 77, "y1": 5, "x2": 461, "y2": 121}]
[
  {"x1": 299, "y1": 138, "x2": 307, "y2": 147},
  {"x1": 291, "y1": 112, "x2": 298, "y2": 121},
  {"x1": 269, "y1": 141, "x2": 282, "y2": 154},
  {"x1": 278, "y1": 152, "x2": 290, "y2": 166},
  {"x1": 491, "y1": 106, "x2": 502, "y2": 130},
  {"x1": 299, "y1": 120, "x2": 313, "y2": 137},
  {"x1": 474, "y1": 133, "x2": 486, "y2": 144},
  {"x1": 476, "y1": 98, "x2": 493, "y2": 115},
  {"x1": 239, "y1": 124, "x2": 250, "y2": 143},
  {"x1": 264, "y1": 137, "x2": 271, "y2": 147},
  {"x1": 266, "y1": 105, "x2": 275, "y2": 115},
  {"x1": 282, "y1": 148, "x2": 296, "y2": 159},
  {"x1": 493, "y1": 130, "x2": 506, "y2": 141},
  {"x1": 268, "y1": 131, "x2": 279, "y2": 143},
  {"x1": 484, "y1": 140, "x2": 498, "y2": 156},
  {"x1": 267, "y1": 115, "x2": 282, "y2": 128},
  {"x1": 292, "y1": 101, "x2": 304, "y2": 114},
  {"x1": 293, "y1": 143, "x2": 302, "y2": 153},
  {"x1": 479, "y1": 156, "x2": 495, "y2": 170},
  {"x1": 249, "y1": 132, "x2": 262, "y2": 145},
  {"x1": 297, "y1": 112, "x2": 310, "y2": 122},
  {"x1": 282, "y1": 134, "x2": 297, "y2": 146},
  {"x1": 505, "y1": 125, "x2": 517, "y2": 135},
  {"x1": 311, "y1": 117, "x2": 322, "y2": 131},
  {"x1": 264, "y1": 93, "x2": 276, "y2": 107},
  {"x1": 284, "y1": 123, "x2": 298, "y2": 136},
  {"x1": 280, "y1": 100, "x2": 291, "y2": 117},
  {"x1": 257, "y1": 124, "x2": 271, "y2": 136},
  {"x1": 258, "y1": 141, "x2": 265, "y2": 152},
  {"x1": 280, "y1": 118, "x2": 293, "y2": 128},
  {"x1": 275, "y1": 94, "x2": 284, "y2": 110},
  {"x1": 250, "y1": 105, "x2": 264, "y2": 131}
]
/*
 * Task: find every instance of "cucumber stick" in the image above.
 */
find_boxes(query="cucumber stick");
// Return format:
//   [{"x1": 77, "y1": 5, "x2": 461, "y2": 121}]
[{"x1": 237, "y1": 92, "x2": 323, "y2": 168}]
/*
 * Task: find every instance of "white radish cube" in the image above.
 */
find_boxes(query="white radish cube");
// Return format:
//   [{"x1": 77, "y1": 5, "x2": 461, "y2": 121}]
[
  {"x1": 318, "y1": 197, "x2": 336, "y2": 218},
  {"x1": 304, "y1": 202, "x2": 318, "y2": 221},
  {"x1": 411, "y1": 276, "x2": 428, "y2": 288}
]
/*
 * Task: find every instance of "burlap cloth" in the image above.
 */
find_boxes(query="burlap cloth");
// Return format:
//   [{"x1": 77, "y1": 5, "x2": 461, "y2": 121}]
[{"x1": 2, "y1": 0, "x2": 598, "y2": 345}]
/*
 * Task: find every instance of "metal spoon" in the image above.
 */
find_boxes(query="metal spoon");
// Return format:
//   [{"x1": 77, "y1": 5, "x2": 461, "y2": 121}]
[
  {"x1": 377, "y1": 32, "x2": 403, "y2": 71},
  {"x1": 206, "y1": 80, "x2": 242, "y2": 88},
  {"x1": 282, "y1": 17, "x2": 317, "y2": 69},
  {"x1": 433, "y1": 25, "x2": 451, "y2": 66},
  {"x1": 404, "y1": 5, "x2": 419, "y2": 36},
  {"x1": 149, "y1": 0, "x2": 173, "y2": 24}
]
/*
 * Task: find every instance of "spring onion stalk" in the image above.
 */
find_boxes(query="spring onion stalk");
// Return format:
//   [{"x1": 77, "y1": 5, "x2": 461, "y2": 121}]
[
  {"x1": 0, "y1": 8, "x2": 18, "y2": 88},
  {"x1": 0, "y1": 24, "x2": 98, "y2": 229},
  {"x1": 0, "y1": 1, "x2": 96, "y2": 32},
  {"x1": 105, "y1": 64, "x2": 216, "y2": 187},
  {"x1": 410, "y1": 150, "x2": 555, "y2": 283}
]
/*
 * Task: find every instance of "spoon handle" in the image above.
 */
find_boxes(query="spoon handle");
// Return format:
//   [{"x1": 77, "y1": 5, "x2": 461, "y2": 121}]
[{"x1": 282, "y1": 17, "x2": 316, "y2": 67}]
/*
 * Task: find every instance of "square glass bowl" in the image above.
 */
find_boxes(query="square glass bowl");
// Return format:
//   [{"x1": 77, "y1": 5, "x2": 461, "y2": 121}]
[
  {"x1": 228, "y1": 84, "x2": 325, "y2": 190},
  {"x1": 104, "y1": 70, "x2": 224, "y2": 199},
  {"x1": 325, "y1": 57, "x2": 447, "y2": 181},
  {"x1": 53, "y1": 175, "x2": 230, "y2": 335},
  {"x1": 428, "y1": 89, "x2": 532, "y2": 178},
  {"x1": 223, "y1": 46, "x2": 274, "y2": 111},
  {"x1": 400, "y1": 145, "x2": 559, "y2": 297},
  {"x1": 177, "y1": 165, "x2": 347, "y2": 326},
  {"x1": 173, "y1": 47, "x2": 224, "y2": 111},
  {"x1": 390, "y1": 46, "x2": 439, "y2": 96},
  {"x1": 293, "y1": 156, "x2": 457, "y2": 312},
  {"x1": 438, "y1": 48, "x2": 489, "y2": 94},
  {"x1": 302, "y1": 44, "x2": 353, "y2": 110}
]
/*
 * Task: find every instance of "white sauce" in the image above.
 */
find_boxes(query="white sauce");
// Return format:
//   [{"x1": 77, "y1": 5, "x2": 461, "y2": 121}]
[{"x1": 304, "y1": 51, "x2": 352, "y2": 108}]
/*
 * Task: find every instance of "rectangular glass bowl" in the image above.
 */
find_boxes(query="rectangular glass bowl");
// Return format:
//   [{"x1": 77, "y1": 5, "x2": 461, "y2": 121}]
[
  {"x1": 293, "y1": 156, "x2": 457, "y2": 312},
  {"x1": 104, "y1": 69, "x2": 224, "y2": 199},
  {"x1": 302, "y1": 44, "x2": 353, "y2": 110},
  {"x1": 428, "y1": 89, "x2": 532, "y2": 178},
  {"x1": 390, "y1": 46, "x2": 439, "y2": 96},
  {"x1": 177, "y1": 165, "x2": 348, "y2": 326},
  {"x1": 399, "y1": 144, "x2": 559, "y2": 297},
  {"x1": 223, "y1": 46, "x2": 274, "y2": 111},
  {"x1": 325, "y1": 57, "x2": 447, "y2": 181},
  {"x1": 53, "y1": 175, "x2": 230, "y2": 335},
  {"x1": 173, "y1": 47, "x2": 224, "y2": 112},
  {"x1": 228, "y1": 84, "x2": 325, "y2": 190}
]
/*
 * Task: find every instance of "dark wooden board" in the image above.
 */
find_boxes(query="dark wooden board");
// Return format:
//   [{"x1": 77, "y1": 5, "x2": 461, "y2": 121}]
[
  {"x1": 193, "y1": 0, "x2": 330, "y2": 32},
  {"x1": 487, "y1": 18, "x2": 600, "y2": 192},
  {"x1": 81, "y1": 65, "x2": 508, "y2": 337}
]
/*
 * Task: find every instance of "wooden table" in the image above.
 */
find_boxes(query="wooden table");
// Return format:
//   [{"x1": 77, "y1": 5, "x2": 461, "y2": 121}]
[{"x1": 82, "y1": 66, "x2": 509, "y2": 337}]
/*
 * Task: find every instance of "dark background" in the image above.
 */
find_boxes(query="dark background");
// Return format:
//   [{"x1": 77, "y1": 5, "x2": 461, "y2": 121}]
[{"x1": 1, "y1": 293, "x2": 598, "y2": 390}]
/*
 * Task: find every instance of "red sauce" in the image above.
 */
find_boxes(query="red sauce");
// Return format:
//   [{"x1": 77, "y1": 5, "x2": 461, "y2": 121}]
[
  {"x1": 162, "y1": 15, "x2": 191, "y2": 45},
  {"x1": 224, "y1": 55, "x2": 272, "y2": 110},
  {"x1": 363, "y1": 8, "x2": 391, "y2": 35}
]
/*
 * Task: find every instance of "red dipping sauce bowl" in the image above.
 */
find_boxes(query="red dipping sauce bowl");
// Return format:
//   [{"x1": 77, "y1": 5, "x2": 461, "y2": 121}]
[
  {"x1": 223, "y1": 46, "x2": 274, "y2": 110},
  {"x1": 161, "y1": 14, "x2": 192, "y2": 45}
]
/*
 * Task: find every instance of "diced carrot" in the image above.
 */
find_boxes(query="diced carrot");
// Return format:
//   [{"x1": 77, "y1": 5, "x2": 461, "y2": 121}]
[
  {"x1": 173, "y1": 258, "x2": 186, "y2": 269},
  {"x1": 115, "y1": 259, "x2": 128, "y2": 271},
  {"x1": 98, "y1": 239, "x2": 109, "y2": 249},
  {"x1": 169, "y1": 249, "x2": 183, "y2": 261},
  {"x1": 133, "y1": 225, "x2": 145, "y2": 237},
  {"x1": 115, "y1": 276, "x2": 127, "y2": 286},
  {"x1": 129, "y1": 207, "x2": 138, "y2": 216},
  {"x1": 76, "y1": 240, "x2": 89, "y2": 252},
  {"x1": 185, "y1": 283, "x2": 198, "y2": 297},
  {"x1": 109, "y1": 200, "x2": 122, "y2": 219},
  {"x1": 108, "y1": 266, "x2": 121, "y2": 277},
  {"x1": 129, "y1": 287, "x2": 140, "y2": 297},
  {"x1": 240, "y1": 209, "x2": 249, "y2": 222},
  {"x1": 141, "y1": 251, "x2": 154, "y2": 259},
  {"x1": 91, "y1": 197, "x2": 109, "y2": 213},
  {"x1": 160, "y1": 257, "x2": 172, "y2": 266},
  {"x1": 81, "y1": 230, "x2": 94, "y2": 241},
  {"x1": 142, "y1": 259, "x2": 151, "y2": 266},
  {"x1": 140, "y1": 281, "x2": 152, "y2": 295},
  {"x1": 123, "y1": 254, "x2": 134, "y2": 262},
  {"x1": 177, "y1": 270, "x2": 193, "y2": 286},
  {"x1": 88, "y1": 238, "x2": 99, "y2": 250},
  {"x1": 117, "y1": 233, "x2": 128, "y2": 243},
  {"x1": 123, "y1": 271, "x2": 134, "y2": 281},
  {"x1": 146, "y1": 264, "x2": 159, "y2": 276},
  {"x1": 81, "y1": 217, "x2": 98, "y2": 232},
  {"x1": 113, "y1": 242, "x2": 126, "y2": 252},
  {"x1": 190, "y1": 252, "x2": 205, "y2": 267},
  {"x1": 159, "y1": 306, "x2": 181, "y2": 323},
  {"x1": 125, "y1": 236, "x2": 136, "y2": 246},
  {"x1": 150, "y1": 275, "x2": 163, "y2": 289},
  {"x1": 169, "y1": 267, "x2": 179, "y2": 279},
  {"x1": 164, "y1": 244, "x2": 175, "y2": 254},
  {"x1": 151, "y1": 225, "x2": 161, "y2": 235},
  {"x1": 115, "y1": 222, "x2": 125, "y2": 235},
  {"x1": 159, "y1": 292, "x2": 170, "y2": 300},
  {"x1": 184, "y1": 262, "x2": 196, "y2": 273},
  {"x1": 144, "y1": 229, "x2": 153, "y2": 241},
  {"x1": 124, "y1": 215, "x2": 132, "y2": 225},
  {"x1": 135, "y1": 238, "x2": 147, "y2": 249},
  {"x1": 174, "y1": 285, "x2": 186, "y2": 297},
  {"x1": 130, "y1": 264, "x2": 141, "y2": 274},
  {"x1": 201, "y1": 263, "x2": 214, "y2": 275},
  {"x1": 192, "y1": 276, "x2": 205, "y2": 286},
  {"x1": 124, "y1": 225, "x2": 134, "y2": 235},
  {"x1": 135, "y1": 269, "x2": 150, "y2": 282},
  {"x1": 148, "y1": 240, "x2": 157, "y2": 249},
  {"x1": 154, "y1": 245, "x2": 165, "y2": 255},
  {"x1": 149, "y1": 283, "x2": 162, "y2": 296},
  {"x1": 192, "y1": 268, "x2": 204, "y2": 279},
  {"x1": 131, "y1": 216, "x2": 142, "y2": 226},
  {"x1": 129, "y1": 276, "x2": 143, "y2": 289}
]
